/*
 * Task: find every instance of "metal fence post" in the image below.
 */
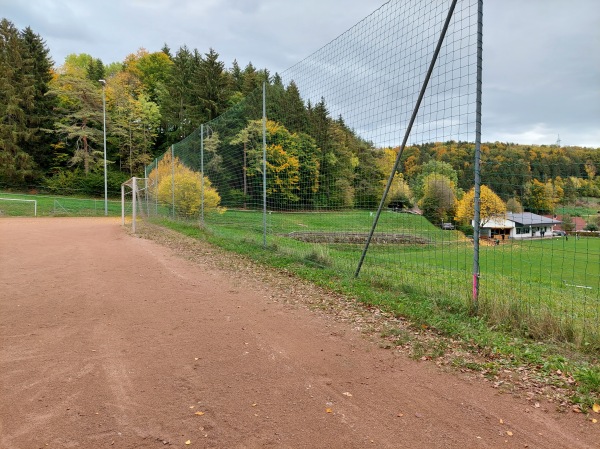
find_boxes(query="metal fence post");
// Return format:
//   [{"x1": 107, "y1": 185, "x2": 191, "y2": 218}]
[
  {"x1": 472, "y1": 0, "x2": 484, "y2": 311},
  {"x1": 171, "y1": 145, "x2": 175, "y2": 219},
  {"x1": 132, "y1": 177, "x2": 137, "y2": 233},
  {"x1": 200, "y1": 124, "x2": 205, "y2": 226},
  {"x1": 262, "y1": 82, "x2": 267, "y2": 248},
  {"x1": 154, "y1": 157, "x2": 158, "y2": 215},
  {"x1": 121, "y1": 183, "x2": 125, "y2": 225}
]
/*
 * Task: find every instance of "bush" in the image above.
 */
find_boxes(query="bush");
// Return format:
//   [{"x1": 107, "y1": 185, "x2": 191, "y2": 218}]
[
  {"x1": 45, "y1": 169, "x2": 128, "y2": 197},
  {"x1": 156, "y1": 171, "x2": 223, "y2": 218}
]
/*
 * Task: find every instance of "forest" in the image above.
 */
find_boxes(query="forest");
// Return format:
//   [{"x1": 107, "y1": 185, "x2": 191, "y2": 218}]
[{"x1": 2, "y1": 18, "x2": 600, "y2": 226}]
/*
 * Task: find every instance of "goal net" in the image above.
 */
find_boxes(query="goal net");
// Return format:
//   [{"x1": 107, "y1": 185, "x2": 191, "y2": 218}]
[
  {"x1": 0, "y1": 197, "x2": 37, "y2": 217},
  {"x1": 121, "y1": 177, "x2": 151, "y2": 233}
]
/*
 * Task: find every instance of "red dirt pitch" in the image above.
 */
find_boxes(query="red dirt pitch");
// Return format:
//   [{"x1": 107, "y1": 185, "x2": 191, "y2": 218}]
[{"x1": 1, "y1": 217, "x2": 598, "y2": 448}]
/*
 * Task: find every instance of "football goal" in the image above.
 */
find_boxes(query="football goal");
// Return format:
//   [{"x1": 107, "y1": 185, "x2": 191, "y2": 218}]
[
  {"x1": 121, "y1": 177, "x2": 150, "y2": 233},
  {"x1": 0, "y1": 197, "x2": 37, "y2": 217}
]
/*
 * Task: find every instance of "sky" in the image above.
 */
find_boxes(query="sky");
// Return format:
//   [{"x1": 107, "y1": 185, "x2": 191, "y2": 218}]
[{"x1": 2, "y1": 0, "x2": 599, "y2": 148}]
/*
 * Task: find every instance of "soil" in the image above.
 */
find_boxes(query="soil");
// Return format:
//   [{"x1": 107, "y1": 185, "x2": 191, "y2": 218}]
[
  {"x1": 286, "y1": 231, "x2": 429, "y2": 245},
  {"x1": 1, "y1": 217, "x2": 598, "y2": 449}
]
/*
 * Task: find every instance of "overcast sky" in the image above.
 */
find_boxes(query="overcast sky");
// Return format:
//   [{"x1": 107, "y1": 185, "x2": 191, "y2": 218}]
[{"x1": 3, "y1": 0, "x2": 599, "y2": 147}]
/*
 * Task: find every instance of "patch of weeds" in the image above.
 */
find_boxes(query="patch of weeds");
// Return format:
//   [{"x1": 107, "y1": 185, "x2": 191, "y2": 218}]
[
  {"x1": 542, "y1": 356, "x2": 569, "y2": 374},
  {"x1": 410, "y1": 341, "x2": 425, "y2": 360},
  {"x1": 573, "y1": 366, "x2": 600, "y2": 407},
  {"x1": 303, "y1": 246, "x2": 333, "y2": 268},
  {"x1": 429, "y1": 340, "x2": 449, "y2": 358},
  {"x1": 380, "y1": 326, "x2": 412, "y2": 346},
  {"x1": 399, "y1": 283, "x2": 417, "y2": 295},
  {"x1": 369, "y1": 277, "x2": 396, "y2": 291}
]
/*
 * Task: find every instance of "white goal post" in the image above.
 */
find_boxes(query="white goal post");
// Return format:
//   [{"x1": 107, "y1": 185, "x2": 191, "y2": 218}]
[
  {"x1": 0, "y1": 198, "x2": 37, "y2": 216},
  {"x1": 121, "y1": 177, "x2": 150, "y2": 233}
]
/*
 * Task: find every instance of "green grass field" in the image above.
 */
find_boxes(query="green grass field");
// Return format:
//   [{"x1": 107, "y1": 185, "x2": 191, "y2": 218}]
[{"x1": 0, "y1": 192, "x2": 126, "y2": 217}]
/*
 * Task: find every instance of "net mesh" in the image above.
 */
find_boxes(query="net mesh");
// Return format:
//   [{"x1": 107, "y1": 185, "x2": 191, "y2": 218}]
[{"x1": 144, "y1": 0, "x2": 599, "y2": 349}]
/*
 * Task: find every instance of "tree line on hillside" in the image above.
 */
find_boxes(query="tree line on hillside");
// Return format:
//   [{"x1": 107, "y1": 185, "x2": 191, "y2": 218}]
[{"x1": 1, "y1": 18, "x2": 599, "y2": 225}]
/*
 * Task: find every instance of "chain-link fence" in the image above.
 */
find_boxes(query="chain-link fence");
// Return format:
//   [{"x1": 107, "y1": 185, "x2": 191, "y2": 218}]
[{"x1": 143, "y1": 0, "x2": 599, "y2": 350}]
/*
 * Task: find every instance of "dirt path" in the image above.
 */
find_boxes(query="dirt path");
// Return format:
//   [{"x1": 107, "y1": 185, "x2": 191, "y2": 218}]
[{"x1": 0, "y1": 217, "x2": 597, "y2": 449}]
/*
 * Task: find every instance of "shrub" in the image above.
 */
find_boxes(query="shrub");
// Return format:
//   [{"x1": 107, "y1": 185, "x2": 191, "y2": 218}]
[{"x1": 153, "y1": 159, "x2": 223, "y2": 218}]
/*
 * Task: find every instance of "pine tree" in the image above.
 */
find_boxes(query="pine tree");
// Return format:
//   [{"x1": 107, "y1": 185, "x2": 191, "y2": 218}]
[
  {"x1": 230, "y1": 59, "x2": 243, "y2": 92},
  {"x1": 159, "y1": 45, "x2": 197, "y2": 145},
  {"x1": 20, "y1": 26, "x2": 57, "y2": 173},
  {"x1": 49, "y1": 75, "x2": 103, "y2": 174},
  {"x1": 282, "y1": 81, "x2": 308, "y2": 133},
  {"x1": 0, "y1": 19, "x2": 36, "y2": 184},
  {"x1": 86, "y1": 58, "x2": 105, "y2": 82},
  {"x1": 195, "y1": 48, "x2": 229, "y2": 121}
]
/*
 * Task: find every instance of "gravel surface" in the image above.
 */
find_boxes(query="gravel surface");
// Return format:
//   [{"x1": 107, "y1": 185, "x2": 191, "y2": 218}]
[{"x1": 1, "y1": 217, "x2": 598, "y2": 448}]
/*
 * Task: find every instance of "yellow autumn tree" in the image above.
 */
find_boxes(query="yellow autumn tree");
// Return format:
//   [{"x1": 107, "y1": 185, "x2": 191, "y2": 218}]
[
  {"x1": 455, "y1": 185, "x2": 506, "y2": 226},
  {"x1": 149, "y1": 152, "x2": 223, "y2": 217},
  {"x1": 377, "y1": 148, "x2": 413, "y2": 208}
]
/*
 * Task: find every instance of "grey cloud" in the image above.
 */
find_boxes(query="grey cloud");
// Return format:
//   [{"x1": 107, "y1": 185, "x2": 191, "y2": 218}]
[{"x1": 1, "y1": 0, "x2": 598, "y2": 147}]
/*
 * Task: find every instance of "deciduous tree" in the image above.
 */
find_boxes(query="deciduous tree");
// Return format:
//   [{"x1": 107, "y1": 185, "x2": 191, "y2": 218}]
[{"x1": 455, "y1": 185, "x2": 506, "y2": 225}]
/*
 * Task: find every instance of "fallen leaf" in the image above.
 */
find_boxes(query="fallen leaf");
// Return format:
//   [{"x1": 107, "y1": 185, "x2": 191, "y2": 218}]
[
  {"x1": 506, "y1": 431, "x2": 513, "y2": 436},
  {"x1": 499, "y1": 419, "x2": 504, "y2": 424},
  {"x1": 534, "y1": 402, "x2": 540, "y2": 408},
  {"x1": 326, "y1": 408, "x2": 333, "y2": 413},
  {"x1": 185, "y1": 440, "x2": 191, "y2": 445},
  {"x1": 342, "y1": 392, "x2": 352, "y2": 397},
  {"x1": 593, "y1": 403, "x2": 600, "y2": 414},
  {"x1": 592, "y1": 418, "x2": 597, "y2": 424},
  {"x1": 194, "y1": 411, "x2": 205, "y2": 416},
  {"x1": 572, "y1": 405, "x2": 582, "y2": 413},
  {"x1": 189, "y1": 406, "x2": 195, "y2": 409},
  {"x1": 194, "y1": 358, "x2": 199, "y2": 361},
  {"x1": 252, "y1": 403, "x2": 257, "y2": 407}
]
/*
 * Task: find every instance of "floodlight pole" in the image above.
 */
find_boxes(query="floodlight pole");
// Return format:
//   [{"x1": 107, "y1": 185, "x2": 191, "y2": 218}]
[{"x1": 99, "y1": 79, "x2": 108, "y2": 216}]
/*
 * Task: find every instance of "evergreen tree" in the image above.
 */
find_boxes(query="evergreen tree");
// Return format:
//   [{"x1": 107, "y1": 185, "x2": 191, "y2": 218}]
[
  {"x1": 161, "y1": 43, "x2": 172, "y2": 60},
  {"x1": 230, "y1": 59, "x2": 243, "y2": 92},
  {"x1": 242, "y1": 62, "x2": 260, "y2": 95},
  {"x1": 282, "y1": 81, "x2": 308, "y2": 133},
  {"x1": 86, "y1": 58, "x2": 105, "y2": 82},
  {"x1": 49, "y1": 75, "x2": 103, "y2": 174},
  {"x1": 159, "y1": 45, "x2": 197, "y2": 145},
  {"x1": 0, "y1": 19, "x2": 36, "y2": 184},
  {"x1": 20, "y1": 26, "x2": 57, "y2": 173},
  {"x1": 195, "y1": 48, "x2": 229, "y2": 121}
]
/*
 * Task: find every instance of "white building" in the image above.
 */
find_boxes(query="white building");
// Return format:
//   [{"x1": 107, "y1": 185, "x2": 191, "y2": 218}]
[{"x1": 474, "y1": 212, "x2": 561, "y2": 240}]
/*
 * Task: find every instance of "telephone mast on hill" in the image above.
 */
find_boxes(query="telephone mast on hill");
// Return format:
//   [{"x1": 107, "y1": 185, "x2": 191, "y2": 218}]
[{"x1": 555, "y1": 134, "x2": 561, "y2": 147}]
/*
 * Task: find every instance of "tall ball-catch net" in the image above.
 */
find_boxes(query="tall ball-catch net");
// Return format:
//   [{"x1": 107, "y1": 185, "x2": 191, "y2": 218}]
[{"x1": 145, "y1": 0, "x2": 599, "y2": 350}]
